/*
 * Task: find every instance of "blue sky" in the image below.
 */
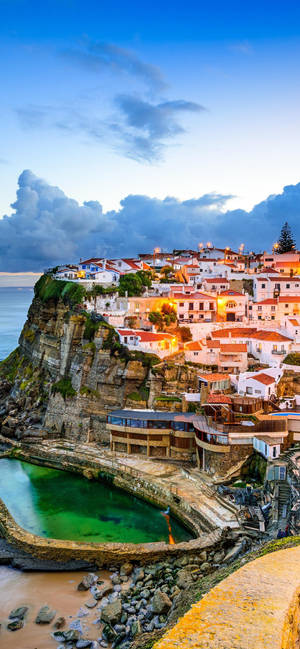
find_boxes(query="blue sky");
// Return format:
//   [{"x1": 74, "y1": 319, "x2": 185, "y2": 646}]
[{"x1": 1, "y1": 0, "x2": 300, "y2": 269}]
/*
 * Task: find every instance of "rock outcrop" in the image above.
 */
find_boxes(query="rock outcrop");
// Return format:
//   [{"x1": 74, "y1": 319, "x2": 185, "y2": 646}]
[{"x1": 0, "y1": 281, "x2": 199, "y2": 444}]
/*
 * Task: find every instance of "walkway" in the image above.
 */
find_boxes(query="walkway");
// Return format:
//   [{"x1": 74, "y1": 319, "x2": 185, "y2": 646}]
[{"x1": 154, "y1": 544, "x2": 300, "y2": 649}]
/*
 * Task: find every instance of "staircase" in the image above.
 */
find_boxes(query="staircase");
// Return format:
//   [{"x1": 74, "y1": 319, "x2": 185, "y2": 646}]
[{"x1": 278, "y1": 482, "x2": 291, "y2": 519}]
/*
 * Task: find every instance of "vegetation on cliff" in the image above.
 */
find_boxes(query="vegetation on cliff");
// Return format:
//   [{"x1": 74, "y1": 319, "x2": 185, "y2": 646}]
[
  {"x1": 51, "y1": 378, "x2": 76, "y2": 399},
  {"x1": 34, "y1": 274, "x2": 86, "y2": 306}
]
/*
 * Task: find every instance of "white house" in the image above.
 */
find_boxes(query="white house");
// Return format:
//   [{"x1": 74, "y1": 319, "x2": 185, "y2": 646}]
[
  {"x1": 253, "y1": 276, "x2": 300, "y2": 301},
  {"x1": 117, "y1": 329, "x2": 178, "y2": 358},
  {"x1": 173, "y1": 292, "x2": 217, "y2": 323},
  {"x1": 253, "y1": 436, "x2": 281, "y2": 460},
  {"x1": 249, "y1": 331, "x2": 292, "y2": 366},
  {"x1": 236, "y1": 367, "x2": 283, "y2": 400}
]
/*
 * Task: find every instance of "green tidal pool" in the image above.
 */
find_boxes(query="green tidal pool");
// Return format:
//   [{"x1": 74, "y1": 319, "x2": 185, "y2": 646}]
[{"x1": 0, "y1": 459, "x2": 193, "y2": 544}]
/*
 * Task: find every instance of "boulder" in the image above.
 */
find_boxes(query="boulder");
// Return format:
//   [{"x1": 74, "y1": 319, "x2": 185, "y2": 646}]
[
  {"x1": 54, "y1": 617, "x2": 66, "y2": 629},
  {"x1": 131, "y1": 619, "x2": 142, "y2": 637},
  {"x1": 151, "y1": 591, "x2": 172, "y2": 615},
  {"x1": 78, "y1": 574, "x2": 96, "y2": 591},
  {"x1": 120, "y1": 562, "x2": 133, "y2": 576},
  {"x1": 76, "y1": 641, "x2": 93, "y2": 648},
  {"x1": 213, "y1": 550, "x2": 225, "y2": 563},
  {"x1": 224, "y1": 539, "x2": 247, "y2": 563},
  {"x1": 176, "y1": 568, "x2": 193, "y2": 588},
  {"x1": 101, "y1": 599, "x2": 122, "y2": 625},
  {"x1": 94, "y1": 584, "x2": 114, "y2": 599},
  {"x1": 9, "y1": 606, "x2": 28, "y2": 620},
  {"x1": 7, "y1": 619, "x2": 24, "y2": 631},
  {"x1": 85, "y1": 599, "x2": 97, "y2": 609},
  {"x1": 35, "y1": 605, "x2": 56, "y2": 624}
]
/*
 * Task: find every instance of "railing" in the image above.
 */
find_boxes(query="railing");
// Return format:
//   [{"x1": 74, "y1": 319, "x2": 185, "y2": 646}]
[{"x1": 272, "y1": 349, "x2": 286, "y2": 355}]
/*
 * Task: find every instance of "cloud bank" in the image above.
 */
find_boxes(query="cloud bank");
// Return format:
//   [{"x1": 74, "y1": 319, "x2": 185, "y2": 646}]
[{"x1": 0, "y1": 170, "x2": 299, "y2": 271}]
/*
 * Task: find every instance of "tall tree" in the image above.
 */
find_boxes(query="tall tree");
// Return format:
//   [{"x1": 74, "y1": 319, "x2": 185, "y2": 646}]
[{"x1": 277, "y1": 222, "x2": 296, "y2": 253}]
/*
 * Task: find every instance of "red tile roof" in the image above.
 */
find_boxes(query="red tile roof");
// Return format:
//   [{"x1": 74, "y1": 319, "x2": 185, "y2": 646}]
[
  {"x1": 198, "y1": 373, "x2": 231, "y2": 382},
  {"x1": 252, "y1": 373, "x2": 276, "y2": 386},
  {"x1": 207, "y1": 393, "x2": 233, "y2": 404},
  {"x1": 185, "y1": 341, "x2": 203, "y2": 351},
  {"x1": 255, "y1": 298, "x2": 277, "y2": 305},
  {"x1": 173, "y1": 292, "x2": 216, "y2": 300},
  {"x1": 220, "y1": 343, "x2": 247, "y2": 353},
  {"x1": 251, "y1": 331, "x2": 292, "y2": 342},
  {"x1": 206, "y1": 339, "x2": 221, "y2": 348},
  {"x1": 211, "y1": 327, "x2": 257, "y2": 338},
  {"x1": 117, "y1": 329, "x2": 174, "y2": 342},
  {"x1": 219, "y1": 290, "x2": 245, "y2": 297},
  {"x1": 278, "y1": 296, "x2": 300, "y2": 303}
]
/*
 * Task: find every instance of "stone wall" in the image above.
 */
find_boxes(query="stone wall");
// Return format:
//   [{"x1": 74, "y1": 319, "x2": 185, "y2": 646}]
[{"x1": 204, "y1": 444, "x2": 252, "y2": 476}]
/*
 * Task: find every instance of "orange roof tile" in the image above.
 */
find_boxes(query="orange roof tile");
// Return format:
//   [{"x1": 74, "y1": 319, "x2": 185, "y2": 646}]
[
  {"x1": 219, "y1": 290, "x2": 245, "y2": 296},
  {"x1": 198, "y1": 373, "x2": 231, "y2": 382},
  {"x1": 206, "y1": 339, "x2": 221, "y2": 348},
  {"x1": 251, "y1": 331, "x2": 292, "y2": 342},
  {"x1": 220, "y1": 343, "x2": 247, "y2": 353},
  {"x1": 207, "y1": 393, "x2": 232, "y2": 404},
  {"x1": 278, "y1": 296, "x2": 300, "y2": 303},
  {"x1": 185, "y1": 341, "x2": 203, "y2": 351},
  {"x1": 211, "y1": 327, "x2": 257, "y2": 338},
  {"x1": 252, "y1": 373, "x2": 276, "y2": 386}
]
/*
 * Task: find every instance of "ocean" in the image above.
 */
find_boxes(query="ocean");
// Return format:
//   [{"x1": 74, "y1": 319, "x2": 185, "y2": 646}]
[{"x1": 0, "y1": 287, "x2": 34, "y2": 361}]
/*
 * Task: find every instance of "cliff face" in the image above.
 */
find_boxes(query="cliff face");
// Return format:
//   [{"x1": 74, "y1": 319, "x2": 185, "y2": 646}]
[{"x1": 0, "y1": 288, "x2": 199, "y2": 444}]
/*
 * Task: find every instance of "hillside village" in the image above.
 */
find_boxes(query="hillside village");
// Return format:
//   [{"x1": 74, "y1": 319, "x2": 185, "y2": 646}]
[{"x1": 47, "y1": 240, "x2": 300, "y2": 485}]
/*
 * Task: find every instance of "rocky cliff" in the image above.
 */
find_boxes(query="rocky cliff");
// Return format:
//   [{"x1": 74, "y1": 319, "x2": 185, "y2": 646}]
[{"x1": 0, "y1": 277, "x2": 199, "y2": 444}]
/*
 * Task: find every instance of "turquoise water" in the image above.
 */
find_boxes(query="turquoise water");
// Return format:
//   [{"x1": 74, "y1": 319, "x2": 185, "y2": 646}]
[
  {"x1": 0, "y1": 459, "x2": 193, "y2": 544},
  {"x1": 0, "y1": 288, "x2": 33, "y2": 361}
]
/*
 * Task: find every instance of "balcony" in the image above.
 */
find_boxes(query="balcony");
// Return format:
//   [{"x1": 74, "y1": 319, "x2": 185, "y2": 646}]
[{"x1": 271, "y1": 349, "x2": 286, "y2": 355}]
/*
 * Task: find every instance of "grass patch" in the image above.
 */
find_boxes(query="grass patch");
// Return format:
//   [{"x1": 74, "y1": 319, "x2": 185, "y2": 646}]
[
  {"x1": 51, "y1": 378, "x2": 76, "y2": 399},
  {"x1": 80, "y1": 385, "x2": 99, "y2": 398},
  {"x1": 0, "y1": 348, "x2": 23, "y2": 382},
  {"x1": 156, "y1": 395, "x2": 181, "y2": 403},
  {"x1": 35, "y1": 274, "x2": 85, "y2": 306}
]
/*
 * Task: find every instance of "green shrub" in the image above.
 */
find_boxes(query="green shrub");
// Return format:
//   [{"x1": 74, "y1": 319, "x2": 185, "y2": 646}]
[
  {"x1": 51, "y1": 378, "x2": 76, "y2": 399},
  {"x1": 34, "y1": 274, "x2": 85, "y2": 306},
  {"x1": 156, "y1": 395, "x2": 181, "y2": 403},
  {"x1": 80, "y1": 385, "x2": 99, "y2": 398},
  {"x1": 283, "y1": 352, "x2": 300, "y2": 366},
  {"x1": 127, "y1": 391, "x2": 143, "y2": 401},
  {"x1": 83, "y1": 315, "x2": 101, "y2": 341}
]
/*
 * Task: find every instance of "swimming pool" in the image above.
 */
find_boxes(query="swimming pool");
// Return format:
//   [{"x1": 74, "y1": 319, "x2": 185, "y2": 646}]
[{"x1": 271, "y1": 412, "x2": 300, "y2": 416}]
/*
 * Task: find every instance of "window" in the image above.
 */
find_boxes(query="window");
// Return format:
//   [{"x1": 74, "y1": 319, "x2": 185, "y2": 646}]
[
  {"x1": 179, "y1": 314, "x2": 184, "y2": 319},
  {"x1": 209, "y1": 302, "x2": 214, "y2": 310},
  {"x1": 227, "y1": 301, "x2": 237, "y2": 308},
  {"x1": 249, "y1": 305, "x2": 252, "y2": 310},
  {"x1": 261, "y1": 283, "x2": 265, "y2": 288},
  {"x1": 271, "y1": 306, "x2": 275, "y2": 311},
  {"x1": 189, "y1": 303, "x2": 194, "y2": 310},
  {"x1": 194, "y1": 351, "x2": 199, "y2": 356},
  {"x1": 246, "y1": 387, "x2": 253, "y2": 394},
  {"x1": 286, "y1": 284, "x2": 290, "y2": 289},
  {"x1": 273, "y1": 446, "x2": 277, "y2": 458},
  {"x1": 273, "y1": 345, "x2": 277, "y2": 351},
  {"x1": 179, "y1": 302, "x2": 184, "y2": 307},
  {"x1": 285, "y1": 304, "x2": 289, "y2": 309},
  {"x1": 275, "y1": 284, "x2": 280, "y2": 290},
  {"x1": 258, "y1": 306, "x2": 262, "y2": 311},
  {"x1": 199, "y1": 302, "x2": 204, "y2": 310}
]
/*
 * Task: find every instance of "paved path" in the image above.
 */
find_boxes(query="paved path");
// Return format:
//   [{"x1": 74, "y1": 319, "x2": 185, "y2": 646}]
[{"x1": 154, "y1": 544, "x2": 300, "y2": 649}]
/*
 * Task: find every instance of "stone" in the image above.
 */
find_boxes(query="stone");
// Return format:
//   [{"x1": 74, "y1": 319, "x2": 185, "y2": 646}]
[
  {"x1": 176, "y1": 568, "x2": 193, "y2": 589},
  {"x1": 52, "y1": 631, "x2": 66, "y2": 642},
  {"x1": 78, "y1": 574, "x2": 96, "y2": 591},
  {"x1": 120, "y1": 576, "x2": 128, "y2": 583},
  {"x1": 101, "y1": 599, "x2": 122, "y2": 625},
  {"x1": 64, "y1": 629, "x2": 81, "y2": 642},
  {"x1": 7, "y1": 619, "x2": 24, "y2": 631},
  {"x1": 198, "y1": 550, "x2": 207, "y2": 562},
  {"x1": 151, "y1": 590, "x2": 172, "y2": 615},
  {"x1": 131, "y1": 619, "x2": 142, "y2": 637},
  {"x1": 102, "y1": 624, "x2": 117, "y2": 642},
  {"x1": 9, "y1": 606, "x2": 28, "y2": 620},
  {"x1": 94, "y1": 585, "x2": 113, "y2": 599},
  {"x1": 200, "y1": 562, "x2": 210, "y2": 573},
  {"x1": 76, "y1": 641, "x2": 93, "y2": 648},
  {"x1": 54, "y1": 617, "x2": 66, "y2": 629},
  {"x1": 140, "y1": 588, "x2": 150, "y2": 599},
  {"x1": 85, "y1": 599, "x2": 97, "y2": 609},
  {"x1": 114, "y1": 624, "x2": 126, "y2": 633},
  {"x1": 213, "y1": 550, "x2": 225, "y2": 563},
  {"x1": 134, "y1": 568, "x2": 144, "y2": 582},
  {"x1": 111, "y1": 575, "x2": 121, "y2": 585},
  {"x1": 35, "y1": 605, "x2": 56, "y2": 624},
  {"x1": 120, "y1": 562, "x2": 133, "y2": 576},
  {"x1": 224, "y1": 540, "x2": 247, "y2": 563}
]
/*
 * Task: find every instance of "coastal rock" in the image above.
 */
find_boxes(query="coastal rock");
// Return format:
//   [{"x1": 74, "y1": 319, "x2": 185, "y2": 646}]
[
  {"x1": 78, "y1": 574, "x2": 96, "y2": 591},
  {"x1": 54, "y1": 616, "x2": 66, "y2": 629},
  {"x1": 7, "y1": 619, "x2": 24, "y2": 631},
  {"x1": 85, "y1": 599, "x2": 97, "y2": 608},
  {"x1": 120, "y1": 562, "x2": 133, "y2": 576},
  {"x1": 151, "y1": 590, "x2": 172, "y2": 615},
  {"x1": 101, "y1": 599, "x2": 122, "y2": 625},
  {"x1": 35, "y1": 605, "x2": 56, "y2": 624},
  {"x1": 9, "y1": 606, "x2": 28, "y2": 620}
]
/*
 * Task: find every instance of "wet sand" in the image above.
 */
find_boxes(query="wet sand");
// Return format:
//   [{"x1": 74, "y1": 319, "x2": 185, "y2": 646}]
[{"x1": 0, "y1": 566, "x2": 112, "y2": 648}]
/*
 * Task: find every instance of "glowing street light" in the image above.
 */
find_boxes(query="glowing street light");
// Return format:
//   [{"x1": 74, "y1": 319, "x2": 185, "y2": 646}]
[{"x1": 206, "y1": 241, "x2": 212, "y2": 248}]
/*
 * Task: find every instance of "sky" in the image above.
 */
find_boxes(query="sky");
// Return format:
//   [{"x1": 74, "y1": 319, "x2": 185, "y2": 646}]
[{"x1": 1, "y1": 0, "x2": 300, "y2": 271}]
